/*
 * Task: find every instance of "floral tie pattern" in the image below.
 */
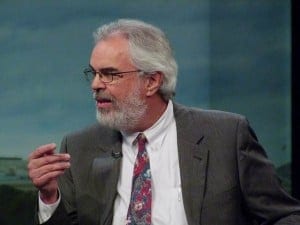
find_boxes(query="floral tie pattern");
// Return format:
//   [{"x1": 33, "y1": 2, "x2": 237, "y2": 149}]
[{"x1": 126, "y1": 133, "x2": 151, "y2": 225}]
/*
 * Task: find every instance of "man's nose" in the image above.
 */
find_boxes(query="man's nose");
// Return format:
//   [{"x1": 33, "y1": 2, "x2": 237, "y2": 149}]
[{"x1": 91, "y1": 74, "x2": 106, "y2": 90}]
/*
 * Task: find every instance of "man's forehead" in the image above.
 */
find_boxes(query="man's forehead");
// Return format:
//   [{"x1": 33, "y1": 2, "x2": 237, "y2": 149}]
[
  {"x1": 93, "y1": 36, "x2": 128, "y2": 55},
  {"x1": 90, "y1": 36, "x2": 132, "y2": 69}
]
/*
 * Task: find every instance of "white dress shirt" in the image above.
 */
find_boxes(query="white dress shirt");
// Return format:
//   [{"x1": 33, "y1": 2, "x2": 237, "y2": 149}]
[
  {"x1": 113, "y1": 101, "x2": 188, "y2": 225},
  {"x1": 39, "y1": 101, "x2": 188, "y2": 224}
]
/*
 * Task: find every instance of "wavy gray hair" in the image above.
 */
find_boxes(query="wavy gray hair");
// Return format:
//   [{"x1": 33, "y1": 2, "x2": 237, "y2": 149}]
[{"x1": 93, "y1": 19, "x2": 178, "y2": 101}]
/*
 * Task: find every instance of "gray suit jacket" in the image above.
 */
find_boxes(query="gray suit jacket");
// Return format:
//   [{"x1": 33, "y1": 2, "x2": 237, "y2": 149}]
[{"x1": 38, "y1": 103, "x2": 300, "y2": 225}]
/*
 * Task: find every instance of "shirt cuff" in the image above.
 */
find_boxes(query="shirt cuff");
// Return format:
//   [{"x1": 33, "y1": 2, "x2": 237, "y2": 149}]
[{"x1": 38, "y1": 190, "x2": 61, "y2": 223}]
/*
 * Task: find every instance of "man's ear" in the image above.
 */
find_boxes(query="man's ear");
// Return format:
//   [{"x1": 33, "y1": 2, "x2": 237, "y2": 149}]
[{"x1": 145, "y1": 72, "x2": 163, "y2": 96}]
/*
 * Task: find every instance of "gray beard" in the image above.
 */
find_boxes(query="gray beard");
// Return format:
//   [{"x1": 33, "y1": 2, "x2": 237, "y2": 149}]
[{"x1": 96, "y1": 85, "x2": 147, "y2": 131}]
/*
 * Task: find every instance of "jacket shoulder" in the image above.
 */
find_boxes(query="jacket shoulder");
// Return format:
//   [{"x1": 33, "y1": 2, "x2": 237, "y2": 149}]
[{"x1": 174, "y1": 103, "x2": 247, "y2": 124}]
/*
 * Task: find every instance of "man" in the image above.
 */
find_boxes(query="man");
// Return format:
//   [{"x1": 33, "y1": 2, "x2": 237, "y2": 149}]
[{"x1": 28, "y1": 19, "x2": 300, "y2": 225}]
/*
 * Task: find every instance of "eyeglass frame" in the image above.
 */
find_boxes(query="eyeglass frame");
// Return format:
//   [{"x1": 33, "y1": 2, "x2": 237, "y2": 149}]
[{"x1": 83, "y1": 65, "x2": 143, "y2": 83}]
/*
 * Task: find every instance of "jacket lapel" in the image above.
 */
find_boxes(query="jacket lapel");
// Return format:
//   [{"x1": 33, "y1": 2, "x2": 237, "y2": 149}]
[
  {"x1": 91, "y1": 130, "x2": 123, "y2": 225},
  {"x1": 174, "y1": 104, "x2": 209, "y2": 225}
]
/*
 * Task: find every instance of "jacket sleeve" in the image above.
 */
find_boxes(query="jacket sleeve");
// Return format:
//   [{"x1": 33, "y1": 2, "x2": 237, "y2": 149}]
[
  {"x1": 36, "y1": 201, "x2": 73, "y2": 225},
  {"x1": 236, "y1": 117, "x2": 300, "y2": 224}
]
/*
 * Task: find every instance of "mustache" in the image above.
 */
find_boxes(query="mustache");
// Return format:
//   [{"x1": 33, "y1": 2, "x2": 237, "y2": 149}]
[{"x1": 93, "y1": 91, "x2": 114, "y2": 101}]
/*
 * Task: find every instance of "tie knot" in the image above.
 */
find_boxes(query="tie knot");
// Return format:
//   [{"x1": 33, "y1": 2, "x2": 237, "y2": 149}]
[{"x1": 133, "y1": 133, "x2": 147, "y2": 148}]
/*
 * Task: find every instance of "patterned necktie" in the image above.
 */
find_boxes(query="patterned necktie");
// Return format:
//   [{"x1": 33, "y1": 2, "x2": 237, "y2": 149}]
[{"x1": 126, "y1": 133, "x2": 152, "y2": 225}]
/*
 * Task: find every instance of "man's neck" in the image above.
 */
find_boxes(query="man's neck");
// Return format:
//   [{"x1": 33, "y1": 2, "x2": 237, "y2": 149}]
[{"x1": 125, "y1": 96, "x2": 168, "y2": 133}]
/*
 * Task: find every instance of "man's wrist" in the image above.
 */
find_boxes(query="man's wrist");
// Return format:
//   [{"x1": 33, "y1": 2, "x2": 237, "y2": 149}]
[{"x1": 40, "y1": 189, "x2": 59, "y2": 204}]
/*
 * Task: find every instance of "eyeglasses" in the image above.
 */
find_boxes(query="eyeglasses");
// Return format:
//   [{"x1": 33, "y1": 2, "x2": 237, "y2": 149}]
[{"x1": 83, "y1": 66, "x2": 142, "y2": 83}]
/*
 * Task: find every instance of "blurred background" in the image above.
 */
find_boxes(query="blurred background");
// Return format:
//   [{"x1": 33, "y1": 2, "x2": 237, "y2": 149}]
[{"x1": 0, "y1": 0, "x2": 291, "y2": 224}]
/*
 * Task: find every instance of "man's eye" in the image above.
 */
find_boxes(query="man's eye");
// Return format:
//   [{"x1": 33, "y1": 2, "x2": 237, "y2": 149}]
[{"x1": 100, "y1": 68, "x2": 118, "y2": 75}]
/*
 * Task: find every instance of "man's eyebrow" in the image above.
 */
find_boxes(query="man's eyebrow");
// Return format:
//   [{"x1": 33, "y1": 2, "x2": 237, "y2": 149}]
[{"x1": 88, "y1": 64, "x2": 118, "y2": 72}]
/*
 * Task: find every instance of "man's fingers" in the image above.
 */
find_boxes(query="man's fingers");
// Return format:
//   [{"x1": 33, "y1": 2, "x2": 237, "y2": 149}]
[
  {"x1": 38, "y1": 153, "x2": 70, "y2": 166},
  {"x1": 28, "y1": 150, "x2": 70, "y2": 170},
  {"x1": 29, "y1": 161, "x2": 71, "y2": 189},
  {"x1": 29, "y1": 161, "x2": 71, "y2": 180},
  {"x1": 28, "y1": 143, "x2": 57, "y2": 160},
  {"x1": 31, "y1": 170, "x2": 65, "y2": 188}
]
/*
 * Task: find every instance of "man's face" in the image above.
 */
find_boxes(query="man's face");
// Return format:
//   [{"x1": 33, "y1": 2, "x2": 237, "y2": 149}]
[{"x1": 89, "y1": 35, "x2": 147, "y2": 131}]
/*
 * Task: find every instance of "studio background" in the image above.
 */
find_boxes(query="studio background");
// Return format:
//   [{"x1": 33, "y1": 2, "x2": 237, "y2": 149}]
[{"x1": 0, "y1": 1, "x2": 291, "y2": 224}]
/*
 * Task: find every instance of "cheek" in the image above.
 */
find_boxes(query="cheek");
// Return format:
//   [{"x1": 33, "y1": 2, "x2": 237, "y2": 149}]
[
  {"x1": 109, "y1": 77, "x2": 145, "y2": 101},
  {"x1": 106, "y1": 87, "x2": 128, "y2": 103}
]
